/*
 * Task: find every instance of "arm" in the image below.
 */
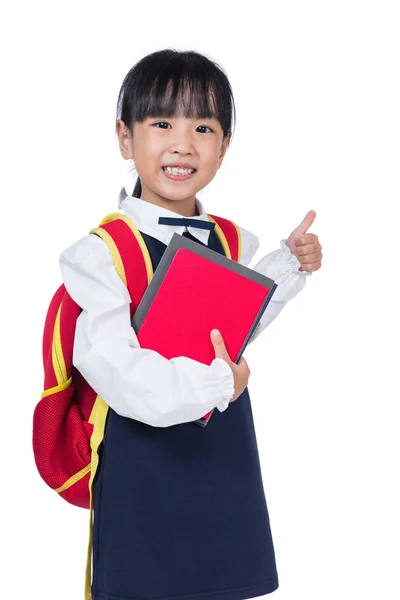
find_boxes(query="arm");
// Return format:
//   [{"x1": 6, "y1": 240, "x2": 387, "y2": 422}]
[
  {"x1": 59, "y1": 234, "x2": 234, "y2": 428},
  {"x1": 238, "y1": 226, "x2": 311, "y2": 344}
]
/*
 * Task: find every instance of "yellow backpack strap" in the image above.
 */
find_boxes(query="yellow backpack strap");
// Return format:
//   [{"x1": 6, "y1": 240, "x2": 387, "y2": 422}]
[{"x1": 90, "y1": 212, "x2": 153, "y2": 286}]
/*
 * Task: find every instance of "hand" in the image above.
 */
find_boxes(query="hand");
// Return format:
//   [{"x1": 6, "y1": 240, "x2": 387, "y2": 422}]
[
  {"x1": 285, "y1": 210, "x2": 323, "y2": 272},
  {"x1": 210, "y1": 329, "x2": 250, "y2": 402}
]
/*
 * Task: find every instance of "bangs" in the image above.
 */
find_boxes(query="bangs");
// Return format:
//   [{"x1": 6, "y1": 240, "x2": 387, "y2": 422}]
[
  {"x1": 117, "y1": 50, "x2": 235, "y2": 138},
  {"x1": 136, "y1": 76, "x2": 219, "y2": 123},
  {"x1": 137, "y1": 80, "x2": 221, "y2": 121}
]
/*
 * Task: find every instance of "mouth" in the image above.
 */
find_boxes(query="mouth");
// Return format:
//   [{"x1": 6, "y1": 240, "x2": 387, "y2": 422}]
[{"x1": 162, "y1": 166, "x2": 197, "y2": 181}]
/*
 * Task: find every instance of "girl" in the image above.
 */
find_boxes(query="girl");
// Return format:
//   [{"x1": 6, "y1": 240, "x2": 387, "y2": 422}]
[{"x1": 60, "y1": 48, "x2": 321, "y2": 600}]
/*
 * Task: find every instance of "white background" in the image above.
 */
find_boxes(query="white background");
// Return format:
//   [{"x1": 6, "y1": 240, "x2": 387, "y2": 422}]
[{"x1": 1, "y1": 1, "x2": 399, "y2": 599}]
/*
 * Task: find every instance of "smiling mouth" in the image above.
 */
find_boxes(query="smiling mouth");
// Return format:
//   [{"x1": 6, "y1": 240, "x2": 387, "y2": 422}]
[{"x1": 162, "y1": 167, "x2": 197, "y2": 181}]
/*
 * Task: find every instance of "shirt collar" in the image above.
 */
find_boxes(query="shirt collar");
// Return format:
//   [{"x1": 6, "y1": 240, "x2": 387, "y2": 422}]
[{"x1": 117, "y1": 186, "x2": 212, "y2": 246}]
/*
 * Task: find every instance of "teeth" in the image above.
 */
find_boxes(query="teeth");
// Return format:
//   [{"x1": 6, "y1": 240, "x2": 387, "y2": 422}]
[{"x1": 163, "y1": 166, "x2": 194, "y2": 175}]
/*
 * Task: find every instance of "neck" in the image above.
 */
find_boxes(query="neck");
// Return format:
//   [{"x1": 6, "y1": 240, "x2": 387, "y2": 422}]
[{"x1": 140, "y1": 184, "x2": 199, "y2": 217}]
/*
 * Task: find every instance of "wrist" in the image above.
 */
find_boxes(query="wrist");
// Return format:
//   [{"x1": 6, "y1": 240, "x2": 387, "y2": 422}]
[{"x1": 210, "y1": 358, "x2": 235, "y2": 412}]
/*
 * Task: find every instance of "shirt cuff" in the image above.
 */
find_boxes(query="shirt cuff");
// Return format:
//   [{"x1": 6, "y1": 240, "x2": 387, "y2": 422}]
[
  {"x1": 280, "y1": 239, "x2": 313, "y2": 277},
  {"x1": 209, "y1": 358, "x2": 235, "y2": 412}
]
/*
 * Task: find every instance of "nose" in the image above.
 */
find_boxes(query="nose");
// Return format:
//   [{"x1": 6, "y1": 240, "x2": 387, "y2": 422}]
[{"x1": 168, "y1": 127, "x2": 195, "y2": 155}]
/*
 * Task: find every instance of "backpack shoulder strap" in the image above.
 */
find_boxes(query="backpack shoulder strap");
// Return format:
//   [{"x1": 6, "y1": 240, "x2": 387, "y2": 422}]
[
  {"x1": 42, "y1": 212, "x2": 152, "y2": 396},
  {"x1": 42, "y1": 283, "x2": 81, "y2": 393},
  {"x1": 90, "y1": 212, "x2": 154, "y2": 317},
  {"x1": 207, "y1": 214, "x2": 242, "y2": 263}
]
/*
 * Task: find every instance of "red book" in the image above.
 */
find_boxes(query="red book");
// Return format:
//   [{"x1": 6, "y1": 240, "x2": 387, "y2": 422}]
[{"x1": 132, "y1": 233, "x2": 277, "y2": 426}]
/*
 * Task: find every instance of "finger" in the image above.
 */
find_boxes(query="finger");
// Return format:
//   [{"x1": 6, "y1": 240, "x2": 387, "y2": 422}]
[
  {"x1": 296, "y1": 252, "x2": 322, "y2": 264},
  {"x1": 210, "y1": 329, "x2": 229, "y2": 359},
  {"x1": 294, "y1": 233, "x2": 318, "y2": 247},
  {"x1": 299, "y1": 260, "x2": 322, "y2": 272},
  {"x1": 293, "y1": 210, "x2": 316, "y2": 235},
  {"x1": 293, "y1": 242, "x2": 320, "y2": 256},
  {"x1": 237, "y1": 356, "x2": 250, "y2": 375}
]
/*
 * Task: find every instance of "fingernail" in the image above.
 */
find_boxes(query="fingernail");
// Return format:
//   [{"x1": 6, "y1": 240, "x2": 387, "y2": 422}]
[{"x1": 211, "y1": 329, "x2": 220, "y2": 338}]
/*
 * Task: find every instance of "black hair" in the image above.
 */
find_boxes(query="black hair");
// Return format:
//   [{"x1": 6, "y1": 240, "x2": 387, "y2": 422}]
[{"x1": 116, "y1": 48, "x2": 236, "y2": 197}]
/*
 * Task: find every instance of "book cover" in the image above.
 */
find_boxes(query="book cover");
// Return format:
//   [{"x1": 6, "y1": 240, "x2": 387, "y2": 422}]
[{"x1": 132, "y1": 233, "x2": 277, "y2": 426}]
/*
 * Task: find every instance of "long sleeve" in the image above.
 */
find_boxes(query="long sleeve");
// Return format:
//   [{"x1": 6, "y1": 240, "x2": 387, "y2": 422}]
[
  {"x1": 59, "y1": 234, "x2": 235, "y2": 428},
  {"x1": 238, "y1": 226, "x2": 311, "y2": 343}
]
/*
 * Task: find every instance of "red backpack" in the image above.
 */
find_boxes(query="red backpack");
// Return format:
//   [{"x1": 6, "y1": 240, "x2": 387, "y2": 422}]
[
  {"x1": 33, "y1": 210, "x2": 242, "y2": 508},
  {"x1": 32, "y1": 210, "x2": 242, "y2": 599}
]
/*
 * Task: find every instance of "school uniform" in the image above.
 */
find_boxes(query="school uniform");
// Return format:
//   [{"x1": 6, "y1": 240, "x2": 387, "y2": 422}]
[{"x1": 60, "y1": 186, "x2": 310, "y2": 600}]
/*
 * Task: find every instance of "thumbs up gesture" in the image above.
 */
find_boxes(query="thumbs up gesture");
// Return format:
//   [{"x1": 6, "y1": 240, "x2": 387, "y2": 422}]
[
  {"x1": 285, "y1": 210, "x2": 323, "y2": 272},
  {"x1": 210, "y1": 329, "x2": 250, "y2": 403}
]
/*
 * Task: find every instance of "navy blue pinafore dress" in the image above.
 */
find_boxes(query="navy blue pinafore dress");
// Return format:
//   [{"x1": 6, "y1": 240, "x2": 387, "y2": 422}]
[{"x1": 91, "y1": 228, "x2": 279, "y2": 600}]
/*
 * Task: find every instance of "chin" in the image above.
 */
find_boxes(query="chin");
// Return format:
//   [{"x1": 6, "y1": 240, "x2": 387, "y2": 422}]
[{"x1": 160, "y1": 188, "x2": 197, "y2": 201}]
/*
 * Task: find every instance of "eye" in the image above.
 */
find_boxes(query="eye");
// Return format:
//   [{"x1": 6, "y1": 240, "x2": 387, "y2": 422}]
[
  {"x1": 153, "y1": 121, "x2": 171, "y2": 129},
  {"x1": 197, "y1": 125, "x2": 213, "y2": 133},
  {"x1": 152, "y1": 121, "x2": 214, "y2": 134}
]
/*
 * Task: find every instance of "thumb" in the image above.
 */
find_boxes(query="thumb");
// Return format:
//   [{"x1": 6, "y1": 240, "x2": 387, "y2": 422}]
[
  {"x1": 210, "y1": 329, "x2": 229, "y2": 360},
  {"x1": 291, "y1": 210, "x2": 316, "y2": 236}
]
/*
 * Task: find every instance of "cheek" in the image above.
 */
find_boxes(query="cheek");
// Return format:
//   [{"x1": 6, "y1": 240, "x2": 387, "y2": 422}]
[
  {"x1": 201, "y1": 143, "x2": 222, "y2": 168},
  {"x1": 135, "y1": 140, "x2": 162, "y2": 172}
]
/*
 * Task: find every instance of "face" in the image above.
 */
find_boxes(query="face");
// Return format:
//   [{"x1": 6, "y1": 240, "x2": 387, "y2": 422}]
[{"x1": 116, "y1": 111, "x2": 231, "y2": 215}]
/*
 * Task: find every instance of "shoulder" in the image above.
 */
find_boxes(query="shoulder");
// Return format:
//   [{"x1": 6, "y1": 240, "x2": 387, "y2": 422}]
[
  {"x1": 59, "y1": 233, "x2": 119, "y2": 290},
  {"x1": 59, "y1": 233, "x2": 109, "y2": 267},
  {"x1": 59, "y1": 233, "x2": 131, "y2": 307}
]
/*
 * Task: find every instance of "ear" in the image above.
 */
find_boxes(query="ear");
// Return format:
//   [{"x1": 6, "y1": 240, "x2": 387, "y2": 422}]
[
  {"x1": 116, "y1": 119, "x2": 133, "y2": 160},
  {"x1": 218, "y1": 132, "x2": 231, "y2": 168}
]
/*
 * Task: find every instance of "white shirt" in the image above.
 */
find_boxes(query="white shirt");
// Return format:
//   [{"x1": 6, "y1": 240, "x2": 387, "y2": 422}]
[{"x1": 59, "y1": 187, "x2": 311, "y2": 428}]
